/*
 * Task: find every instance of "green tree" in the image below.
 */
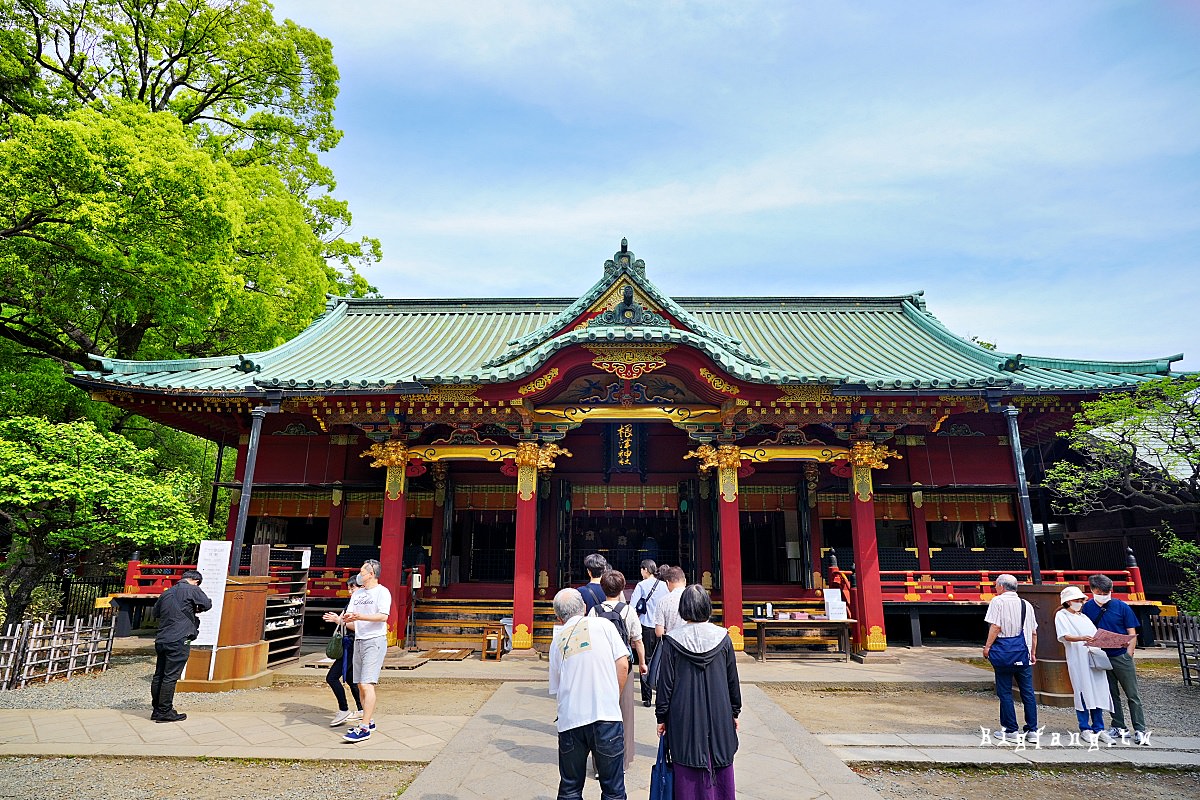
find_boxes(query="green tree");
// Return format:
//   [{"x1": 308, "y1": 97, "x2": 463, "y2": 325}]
[
  {"x1": 0, "y1": 0, "x2": 379, "y2": 287},
  {"x1": 1043, "y1": 376, "x2": 1200, "y2": 515},
  {"x1": 1156, "y1": 524, "x2": 1200, "y2": 615},
  {"x1": 0, "y1": 102, "x2": 334, "y2": 366},
  {"x1": 0, "y1": 415, "x2": 209, "y2": 626}
]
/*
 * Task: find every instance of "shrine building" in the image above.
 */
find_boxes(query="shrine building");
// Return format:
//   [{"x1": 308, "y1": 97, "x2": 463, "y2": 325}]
[{"x1": 71, "y1": 241, "x2": 1184, "y2": 655}]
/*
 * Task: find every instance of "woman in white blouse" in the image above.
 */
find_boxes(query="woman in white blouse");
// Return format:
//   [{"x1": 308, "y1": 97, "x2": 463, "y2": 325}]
[{"x1": 1055, "y1": 585, "x2": 1114, "y2": 745}]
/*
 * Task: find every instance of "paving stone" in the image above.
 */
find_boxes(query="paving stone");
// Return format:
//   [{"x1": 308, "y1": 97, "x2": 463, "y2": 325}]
[{"x1": 833, "y1": 746, "x2": 931, "y2": 762}]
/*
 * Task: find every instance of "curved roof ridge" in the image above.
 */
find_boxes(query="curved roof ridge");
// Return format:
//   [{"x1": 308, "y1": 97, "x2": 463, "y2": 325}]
[
  {"x1": 901, "y1": 302, "x2": 1181, "y2": 375},
  {"x1": 83, "y1": 302, "x2": 350, "y2": 376}
]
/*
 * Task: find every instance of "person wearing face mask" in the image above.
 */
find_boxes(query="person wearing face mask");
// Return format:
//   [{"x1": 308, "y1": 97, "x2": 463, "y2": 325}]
[
  {"x1": 1083, "y1": 574, "x2": 1149, "y2": 745},
  {"x1": 1055, "y1": 585, "x2": 1114, "y2": 745}
]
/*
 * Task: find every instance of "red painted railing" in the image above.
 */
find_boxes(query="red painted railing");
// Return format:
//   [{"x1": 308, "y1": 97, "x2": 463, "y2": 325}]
[
  {"x1": 877, "y1": 567, "x2": 1145, "y2": 603},
  {"x1": 123, "y1": 561, "x2": 359, "y2": 600}
]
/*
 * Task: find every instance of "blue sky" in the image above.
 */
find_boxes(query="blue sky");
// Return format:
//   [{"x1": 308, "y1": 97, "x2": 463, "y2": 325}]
[{"x1": 273, "y1": 1, "x2": 1200, "y2": 371}]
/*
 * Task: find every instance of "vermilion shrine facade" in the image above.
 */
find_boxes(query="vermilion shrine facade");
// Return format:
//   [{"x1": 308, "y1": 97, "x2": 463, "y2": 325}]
[{"x1": 72, "y1": 241, "x2": 1182, "y2": 653}]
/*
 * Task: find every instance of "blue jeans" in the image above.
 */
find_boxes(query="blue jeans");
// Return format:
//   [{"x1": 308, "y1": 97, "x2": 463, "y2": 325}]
[
  {"x1": 1077, "y1": 706, "x2": 1105, "y2": 733},
  {"x1": 994, "y1": 663, "x2": 1038, "y2": 734},
  {"x1": 557, "y1": 720, "x2": 625, "y2": 800}
]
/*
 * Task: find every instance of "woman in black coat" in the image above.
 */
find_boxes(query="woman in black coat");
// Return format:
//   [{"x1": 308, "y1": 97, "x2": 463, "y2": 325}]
[{"x1": 655, "y1": 584, "x2": 741, "y2": 799}]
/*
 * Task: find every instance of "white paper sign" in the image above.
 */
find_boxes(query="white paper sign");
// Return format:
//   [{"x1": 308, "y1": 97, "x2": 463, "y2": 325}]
[{"x1": 191, "y1": 540, "x2": 232, "y2": 648}]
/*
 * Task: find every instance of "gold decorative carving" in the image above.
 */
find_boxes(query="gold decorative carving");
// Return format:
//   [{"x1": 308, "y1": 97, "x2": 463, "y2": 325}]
[
  {"x1": 804, "y1": 462, "x2": 820, "y2": 508},
  {"x1": 428, "y1": 569, "x2": 440, "y2": 587},
  {"x1": 362, "y1": 440, "x2": 410, "y2": 469},
  {"x1": 511, "y1": 623, "x2": 533, "y2": 649},
  {"x1": 330, "y1": 434, "x2": 358, "y2": 445},
  {"x1": 584, "y1": 344, "x2": 674, "y2": 380},
  {"x1": 701, "y1": 571, "x2": 713, "y2": 590},
  {"x1": 728, "y1": 625, "x2": 744, "y2": 652},
  {"x1": 684, "y1": 444, "x2": 719, "y2": 473},
  {"x1": 538, "y1": 570, "x2": 549, "y2": 589},
  {"x1": 407, "y1": 385, "x2": 484, "y2": 403},
  {"x1": 331, "y1": 488, "x2": 344, "y2": 507},
  {"x1": 779, "y1": 385, "x2": 834, "y2": 402},
  {"x1": 699, "y1": 368, "x2": 739, "y2": 396},
  {"x1": 518, "y1": 368, "x2": 560, "y2": 396},
  {"x1": 363, "y1": 440, "x2": 410, "y2": 500},
  {"x1": 865, "y1": 625, "x2": 887, "y2": 652},
  {"x1": 848, "y1": 441, "x2": 902, "y2": 470},
  {"x1": 848, "y1": 441, "x2": 902, "y2": 503},
  {"x1": 936, "y1": 395, "x2": 987, "y2": 412}
]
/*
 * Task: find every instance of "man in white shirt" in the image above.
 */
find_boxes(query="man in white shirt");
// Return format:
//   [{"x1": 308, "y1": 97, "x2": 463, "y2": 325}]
[
  {"x1": 549, "y1": 588, "x2": 629, "y2": 800},
  {"x1": 982, "y1": 573, "x2": 1039, "y2": 743},
  {"x1": 628, "y1": 559, "x2": 662, "y2": 707},
  {"x1": 341, "y1": 559, "x2": 392, "y2": 743}
]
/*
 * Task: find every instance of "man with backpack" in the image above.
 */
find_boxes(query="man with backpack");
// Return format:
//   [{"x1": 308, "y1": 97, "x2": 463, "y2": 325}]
[
  {"x1": 589, "y1": 570, "x2": 644, "y2": 772},
  {"x1": 628, "y1": 559, "x2": 661, "y2": 707}
]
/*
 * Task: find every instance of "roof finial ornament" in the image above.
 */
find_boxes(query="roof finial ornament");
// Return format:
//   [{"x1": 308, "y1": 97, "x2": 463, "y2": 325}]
[{"x1": 604, "y1": 238, "x2": 646, "y2": 278}]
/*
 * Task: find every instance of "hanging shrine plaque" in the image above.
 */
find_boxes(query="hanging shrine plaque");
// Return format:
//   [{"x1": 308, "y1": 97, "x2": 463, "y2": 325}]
[{"x1": 604, "y1": 423, "x2": 647, "y2": 482}]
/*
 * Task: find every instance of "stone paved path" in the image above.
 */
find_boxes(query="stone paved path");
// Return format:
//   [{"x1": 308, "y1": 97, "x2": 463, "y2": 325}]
[{"x1": 401, "y1": 682, "x2": 883, "y2": 800}]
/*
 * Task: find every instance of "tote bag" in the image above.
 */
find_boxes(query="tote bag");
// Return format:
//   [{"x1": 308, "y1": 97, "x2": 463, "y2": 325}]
[
  {"x1": 326, "y1": 621, "x2": 345, "y2": 660},
  {"x1": 649, "y1": 735, "x2": 673, "y2": 800}
]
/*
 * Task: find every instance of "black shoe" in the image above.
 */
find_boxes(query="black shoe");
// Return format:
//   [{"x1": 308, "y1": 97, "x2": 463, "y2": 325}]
[
  {"x1": 643, "y1": 700, "x2": 652, "y2": 707},
  {"x1": 154, "y1": 711, "x2": 187, "y2": 723}
]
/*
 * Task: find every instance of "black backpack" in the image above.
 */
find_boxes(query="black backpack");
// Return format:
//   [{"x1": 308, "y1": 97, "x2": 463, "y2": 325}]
[{"x1": 595, "y1": 601, "x2": 632, "y2": 656}]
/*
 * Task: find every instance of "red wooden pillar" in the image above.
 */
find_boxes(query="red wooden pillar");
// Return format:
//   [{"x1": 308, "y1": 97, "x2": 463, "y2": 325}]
[
  {"x1": 365, "y1": 441, "x2": 411, "y2": 646},
  {"x1": 512, "y1": 442, "x2": 539, "y2": 650},
  {"x1": 847, "y1": 440, "x2": 900, "y2": 653},
  {"x1": 715, "y1": 446, "x2": 745, "y2": 651}
]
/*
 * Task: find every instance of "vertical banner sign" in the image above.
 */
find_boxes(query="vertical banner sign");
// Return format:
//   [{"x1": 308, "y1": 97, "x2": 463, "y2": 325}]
[
  {"x1": 605, "y1": 422, "x2": 644, "y2": 480},
  {"x1": 193, "y1": 540, "x2": 233, "y2": 680}
]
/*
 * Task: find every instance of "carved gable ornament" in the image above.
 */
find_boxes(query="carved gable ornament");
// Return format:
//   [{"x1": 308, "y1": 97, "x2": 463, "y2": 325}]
[{"x1": 588, "y1": 284, "x2": 671, "y2": 328}]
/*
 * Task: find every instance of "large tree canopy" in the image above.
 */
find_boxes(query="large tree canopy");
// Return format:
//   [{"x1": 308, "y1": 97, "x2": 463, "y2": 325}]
[
  {"x1": 0, "y1": 102, "x2": 332, "y2": 365},
  {"x1": 0, "y1": 415, "x2": 209, "y2": 625},
  {"x1": 1043, "y1": 376, "x2": 1200, "y2": 516},
  {"x1": 0, "y1": 0, "x2": 377, "y2": 368}
]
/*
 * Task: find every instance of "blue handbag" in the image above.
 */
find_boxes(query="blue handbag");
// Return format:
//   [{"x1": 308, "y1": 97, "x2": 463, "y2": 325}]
[
  {"x1": 650, "y1": 735, "x2": 673, "y2": 800},
  {"x1": 988, "y1": 600, "x2": 1030, "y2": 668}
]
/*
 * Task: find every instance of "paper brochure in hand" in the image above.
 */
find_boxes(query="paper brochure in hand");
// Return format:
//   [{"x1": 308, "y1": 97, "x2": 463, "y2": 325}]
[{"x1": 1088, "y1": 628, "x2": 1136, "y2": 649}]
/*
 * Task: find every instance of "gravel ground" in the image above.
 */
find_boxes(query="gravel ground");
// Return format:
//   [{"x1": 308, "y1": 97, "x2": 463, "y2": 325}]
[
  {"x1": 856, "y1": 765, "x2": 1200, "y2": 800},
  {"x1": 764, "y1": 660, "x2": 1200, "y2": 737},
  {"x1": 0, "y1": 655, "x2": 496, "y2": 716},
  {"x1": 0, "y1": 757, "x2": 420, "y2": 800}
]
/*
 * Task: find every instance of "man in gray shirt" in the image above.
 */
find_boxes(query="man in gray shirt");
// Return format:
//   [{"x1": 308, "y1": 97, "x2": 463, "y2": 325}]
[
  {"x1": 151, "y1": 569, "x2": 211, "y2": 723},
  {"x1": 652, "y1": 566, "x2": 687, "y2": 638}
]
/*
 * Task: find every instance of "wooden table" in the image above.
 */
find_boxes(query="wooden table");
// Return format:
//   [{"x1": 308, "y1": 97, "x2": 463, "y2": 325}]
[{"x1": 750, "y1": 618, "x2": 857, "y2": 662}]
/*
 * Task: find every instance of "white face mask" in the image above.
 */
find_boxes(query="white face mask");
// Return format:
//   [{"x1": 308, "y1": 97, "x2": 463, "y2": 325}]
[
  {"x1": 1093, "y1": 593, "x2": 1111, "y2": 606},
  {"x1": 1068, "y1": 600, "x2": 1084, "y2": 611}
]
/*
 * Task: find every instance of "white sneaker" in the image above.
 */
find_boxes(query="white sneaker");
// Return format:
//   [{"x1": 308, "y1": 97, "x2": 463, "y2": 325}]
[
  {"x1": 350, "y1": 709, "x2": 363, "y2": 720},
  {"x1": 1081, "y1": 731, "x2": 1099, "y2": 746},
  {"x1": 330, "y1": 709, "x2": 353, "y2": 727},
  {"x1": 992, "y1": 730, "x2": 1016, "y2": 744},
  {"x1": 1134, "y1": 730, "x2": 1151, "y2": 746},
  {"x1": 1022, "y1": 728, "x2": 1042, "y2": 745},
  {"x1": 1097, "y1": 730, "x2": 1114, "y2": 745}
]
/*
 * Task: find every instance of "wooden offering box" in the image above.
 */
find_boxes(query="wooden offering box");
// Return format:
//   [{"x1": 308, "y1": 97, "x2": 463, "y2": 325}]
[{"x1": 178, "y1": 576, "x2": 274, "y2": 692}]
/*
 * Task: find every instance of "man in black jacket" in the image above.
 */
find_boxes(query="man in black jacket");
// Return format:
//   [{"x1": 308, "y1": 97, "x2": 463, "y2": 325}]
[{"x1": 150, "y1": 569, "x2": 211, "y2": 722}]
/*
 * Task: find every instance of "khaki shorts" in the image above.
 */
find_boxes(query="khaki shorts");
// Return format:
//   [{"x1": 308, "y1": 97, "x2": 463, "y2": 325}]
[{"x1": 352, "y1": 636, "x2": 387, "y2": 684}]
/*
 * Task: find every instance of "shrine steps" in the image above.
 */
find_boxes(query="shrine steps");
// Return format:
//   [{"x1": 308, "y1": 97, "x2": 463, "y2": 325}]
[{"x1": 409, "y1": 596, "x2": 838, "y2": 653}]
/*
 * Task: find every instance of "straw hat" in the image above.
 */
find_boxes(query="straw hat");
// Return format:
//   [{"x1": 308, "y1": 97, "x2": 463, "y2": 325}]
[{"x1": 1059, "y1": 585, "x2": 1087, "y2": 605}]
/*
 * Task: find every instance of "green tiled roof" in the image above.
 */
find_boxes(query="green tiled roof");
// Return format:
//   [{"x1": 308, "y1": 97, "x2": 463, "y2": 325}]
[{"x1": 73, "y1": 245, "x2": 1183, "y2": 395}]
